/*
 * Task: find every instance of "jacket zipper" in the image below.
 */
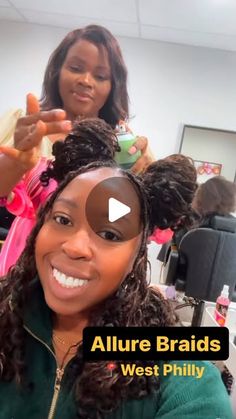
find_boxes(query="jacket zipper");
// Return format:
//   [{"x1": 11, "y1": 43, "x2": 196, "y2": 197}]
[
  {"x1": 23, "y1": 325, "x2": 64, "y2": 419},
  {"x1": 47, "y1": 367, "x2": 64, "y2": 419}
]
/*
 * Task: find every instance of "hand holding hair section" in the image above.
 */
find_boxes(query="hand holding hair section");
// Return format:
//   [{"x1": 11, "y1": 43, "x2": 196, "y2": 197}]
[{"x1": 40, "y1": 117, "x2": 120, "y2": 185}]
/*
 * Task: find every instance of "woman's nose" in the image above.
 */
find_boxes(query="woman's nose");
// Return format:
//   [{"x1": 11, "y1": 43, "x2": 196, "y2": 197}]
[
  {"x1": 78, "y1": 71, "x2": 93, "y2": 87},
  {"x1": 61, "y1": 230, "x2": 93, "y2": 260}
]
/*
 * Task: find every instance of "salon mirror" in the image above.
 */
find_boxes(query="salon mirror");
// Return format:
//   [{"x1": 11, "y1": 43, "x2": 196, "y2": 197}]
[{"x1": 179, "y1": 125, "x2": 236, "y2": 184}]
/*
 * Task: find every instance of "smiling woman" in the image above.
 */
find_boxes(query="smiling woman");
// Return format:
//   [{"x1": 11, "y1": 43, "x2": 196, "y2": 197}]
[
  {"x1": 0, "y1": 24, "x2": 154, "y2": 277},
  {"x1": 58, "y1": 39, "x2": 112, "y2": 121},
  {"x1": 36, "y1": 167, "x2": 141, "y2": 319},
  {"x1": 40, "y1": 25, "x2": 128, "y2": 126},
  {"x1": 0, "y1": 159, "x2": 232, "y2": 418}
]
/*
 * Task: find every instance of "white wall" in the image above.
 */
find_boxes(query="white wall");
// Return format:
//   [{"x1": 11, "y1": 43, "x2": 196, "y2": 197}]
[
  {"x1": 1, "y1": 21, "x2": 236, "y2": 159},
  {"x1": 1, "y1": 21, "x2": 236, "y2": 283}
]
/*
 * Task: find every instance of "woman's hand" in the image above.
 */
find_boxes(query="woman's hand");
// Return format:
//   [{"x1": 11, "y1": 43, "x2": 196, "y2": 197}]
[
  {"x1": 129, "y1": 136, "x2": 156, "y2": 174},
  {"x1": 0, "y1": 93, "x2": 72, "y2": 171}
]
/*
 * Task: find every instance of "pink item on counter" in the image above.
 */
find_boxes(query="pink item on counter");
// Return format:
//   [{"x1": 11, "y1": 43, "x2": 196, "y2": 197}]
[
  {"x1": 149, "y1": 228, "x2": 173, "y2": 244},
  {"x1": 214, "y1": 285, "x2": 230, "y2": 327}
]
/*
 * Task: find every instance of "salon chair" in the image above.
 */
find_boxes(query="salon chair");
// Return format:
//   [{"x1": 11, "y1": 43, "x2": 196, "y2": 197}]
[{"x1": 162, "y1": 215, "x2": 236, "y2": 324}]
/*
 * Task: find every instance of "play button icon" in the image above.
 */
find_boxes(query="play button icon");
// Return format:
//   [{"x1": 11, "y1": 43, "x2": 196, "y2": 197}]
[
  {"x1": 108, "y1": 198, "x2": 131, "y2": 222},
  {"x1": 86, "y1": 176, "x2": 142, "y2": 241}
]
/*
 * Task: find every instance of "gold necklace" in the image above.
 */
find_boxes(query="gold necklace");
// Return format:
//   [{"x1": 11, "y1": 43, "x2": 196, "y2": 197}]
[{"x1": 52, "y1": 331, "x2": 80, "y2": 348}]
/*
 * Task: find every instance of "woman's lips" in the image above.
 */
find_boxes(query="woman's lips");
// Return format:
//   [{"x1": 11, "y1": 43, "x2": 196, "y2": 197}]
[
  {"x1": 52, "y1": 267, "x2": 89, "y2": 288},
  {"x1": 47, "y1": 267, "x2": 91, "y2": 301},
  {"x1": 72, "y1": 92, "x2": 93, "y2": 102}
]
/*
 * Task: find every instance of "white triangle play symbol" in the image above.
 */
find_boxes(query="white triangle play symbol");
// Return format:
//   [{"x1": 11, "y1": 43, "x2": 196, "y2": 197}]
[{"x1": 108, "y1": 198, "x2": 131, "y2": 222}]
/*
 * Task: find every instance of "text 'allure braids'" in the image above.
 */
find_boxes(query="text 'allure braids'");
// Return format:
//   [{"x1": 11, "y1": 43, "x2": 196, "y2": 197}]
[
  {"x1": 40, "y1": 117, "x2": 120, "y2": 186},
  {"x1": 0, "y1": 156, "x2": 197, "y2": 418}
]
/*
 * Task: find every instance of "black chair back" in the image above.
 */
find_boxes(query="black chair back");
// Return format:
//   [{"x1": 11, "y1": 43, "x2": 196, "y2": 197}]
[{"x1": 164, "y1": 216, "x2": 236, "y2": 302}]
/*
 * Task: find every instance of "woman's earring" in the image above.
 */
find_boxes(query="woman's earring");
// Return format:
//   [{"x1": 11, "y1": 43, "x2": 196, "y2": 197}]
[{"x1": 130, "y1": 272, "x2": 135, "y2": 279}]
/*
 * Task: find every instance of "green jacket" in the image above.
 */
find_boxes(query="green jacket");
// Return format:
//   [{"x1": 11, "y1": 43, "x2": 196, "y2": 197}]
[{"x1": 0, "y1": 279, "x2": 233, "y2": 419}]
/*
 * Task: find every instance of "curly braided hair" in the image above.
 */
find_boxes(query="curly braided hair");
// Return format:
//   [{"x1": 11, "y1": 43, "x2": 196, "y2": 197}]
[
  {"x1": 144, "y1": 155, "x2": 198, "y2": 231},
  {"x1": 40, "y1": 117, "x2": 120, "y2": 186},
  {"x1": 0, "y1": 158, "x2": 194, "y2": 417}
]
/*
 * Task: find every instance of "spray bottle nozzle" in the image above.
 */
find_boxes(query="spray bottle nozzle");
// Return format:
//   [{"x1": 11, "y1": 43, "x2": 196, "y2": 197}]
[{"x1": 221, "y1": 285, "x2": 229, "y2": 298}]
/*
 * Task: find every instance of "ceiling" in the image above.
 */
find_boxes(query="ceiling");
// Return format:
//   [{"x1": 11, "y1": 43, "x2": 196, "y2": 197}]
[{"x1": 1, "y1": 0, "x2": 236, "y2": 51}]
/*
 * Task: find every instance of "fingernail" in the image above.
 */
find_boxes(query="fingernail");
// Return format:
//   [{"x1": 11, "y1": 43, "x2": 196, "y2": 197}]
[
  {"x1": 61, "y1": 121, "x2": 72, "y2": 130},
  {"x1": 128, "y1": 146, "x2": 137, "y2": 155},
  {"x1": 54, "y1": 109, "x2": 65, "y2": 114}
]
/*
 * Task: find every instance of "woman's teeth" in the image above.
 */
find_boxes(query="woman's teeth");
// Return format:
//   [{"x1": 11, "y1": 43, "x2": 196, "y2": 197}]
[{"x1": 53, "y1": 268, "x2": 88, "y2": 288}]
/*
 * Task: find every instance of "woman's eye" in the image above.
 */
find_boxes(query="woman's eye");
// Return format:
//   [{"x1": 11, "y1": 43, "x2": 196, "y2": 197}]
[
  {"x1": 95, "y1": 74, "x2": 109, "y2": 81},
  {"x1": 99, "y1": 231, "x2": 121, "y2": 242},
  {"x1": 69, "y1": 65, "x2": 83, "y2": 72},
  {"x1": 53, "y1": 215, "x2": 72, "y2": 226}
]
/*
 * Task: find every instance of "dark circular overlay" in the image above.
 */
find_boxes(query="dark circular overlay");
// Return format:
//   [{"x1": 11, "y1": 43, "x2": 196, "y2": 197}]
[{"x1": 85, "y1": 177, "x2": 142, "y2": 241}]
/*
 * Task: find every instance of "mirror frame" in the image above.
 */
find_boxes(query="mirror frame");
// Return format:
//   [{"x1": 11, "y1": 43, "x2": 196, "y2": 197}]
[{"x1": 179, "y1": 124, "x2": 236, "y2": 183}]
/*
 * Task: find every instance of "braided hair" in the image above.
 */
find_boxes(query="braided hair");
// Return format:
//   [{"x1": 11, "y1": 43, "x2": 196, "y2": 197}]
[
  {"x1": 40, "y1": 117, "x2": 120, "y2": 186},
  {"x1": 0, "y1": 155, "x2": 198, "y2": 417},
  {"x1": 144, "y1": 155, "x2": 198, "y2": 231}
]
